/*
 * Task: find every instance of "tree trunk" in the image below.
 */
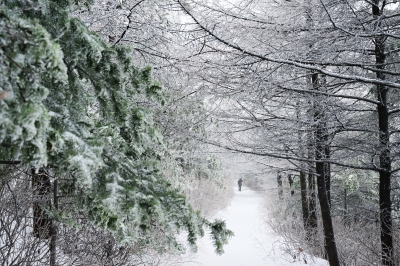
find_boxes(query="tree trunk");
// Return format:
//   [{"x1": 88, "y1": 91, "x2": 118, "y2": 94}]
[
  {"x1": 296, "y1": 100, "x2": 312, "y2": 235},
  {"x1": 299, "y1": 171, "x2": 312, "y2": 236},
  {"x1": 50, "y1": 179, "x2": 58, "y2": 266},
  {"x1": 306, "y1": 109, "x2": 318, "y2": 231},
  {"x1": 308, "y1": 166, "x2": 318, "y2": 230},
  {"x1": 288, "y1": 174, "x2": 294, "y2": 196},
  {"x1": 373, "y1": 1, "x2": 393, "y2": 264},
  {"x1": 277, "y1": 172, "x2": 283, "y2": 199},
  {"x1": 315, "y1": 146, "x2": 339, "y2": 265},
  {"x1": 313, "y1": 73, "x2": 340, "y2": 266},
  {"x1": 324, "y1": 146, "x2": 331, "y2": 207},
  {"x1": 32, "y1": 168, "x2": 52, "y2": 239},
  {"x1": 343, "y1": 188, "x2": 349, "y2": 226}
]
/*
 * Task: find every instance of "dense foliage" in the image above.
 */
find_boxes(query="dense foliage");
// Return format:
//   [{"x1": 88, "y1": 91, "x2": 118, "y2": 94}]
[{"x1": 0, "y1": 0, "x2": 232, "y2": 256}]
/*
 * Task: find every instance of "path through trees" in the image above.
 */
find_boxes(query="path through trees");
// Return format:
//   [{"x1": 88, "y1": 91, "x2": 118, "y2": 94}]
[{"x1": 185, "y1": 184, "x2": 329, "y2": 266}]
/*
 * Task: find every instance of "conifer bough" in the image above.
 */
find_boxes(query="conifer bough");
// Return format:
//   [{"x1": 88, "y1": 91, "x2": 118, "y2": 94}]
[{"x1": 0, "y1": 0, "x2": 233, "y2": 254}]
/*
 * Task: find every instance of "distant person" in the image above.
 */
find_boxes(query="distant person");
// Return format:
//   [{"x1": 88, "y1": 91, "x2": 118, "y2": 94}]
[{"x1": 238, "y1": 178, "x2": 244, "y2": 191}]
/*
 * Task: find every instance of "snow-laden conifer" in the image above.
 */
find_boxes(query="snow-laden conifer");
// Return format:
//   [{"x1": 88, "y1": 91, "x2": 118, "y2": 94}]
[{"x1": 0, "y1": 0, "x2": 233, "y2": 254}]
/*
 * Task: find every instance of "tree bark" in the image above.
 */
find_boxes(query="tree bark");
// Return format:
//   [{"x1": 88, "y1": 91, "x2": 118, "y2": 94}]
[
  {"x1": 277, "y1": 172, "x2": 283, "y2": 199},
  {"x1": 288, "y1": 174, "x2": 294, "y2": 196},
  {"x1": 299, "y1": 171, "x2": 311, "y2": 234},
  {"x1": 308, "y1": 165, "x2": 318, "y2": 230},
  {"x1": 313, "y1": 72, "x2": 340, "y2": 266},
  {"x1": 343, "y1": 188, "x2": 349, "y2": 226},
  {"x1": 32, "y1": 168, "x2": 52, "y2": 239},
  {"x1": 50, "y1": 179, "x2": 58, "y2": 266},
  {"x1": 324, "y1": 146, "x2": 331, "y2": 207},
  {"x1": 315, "y1": 157, "x2": 339, "y2": 265},
  {"x1": 373, "y1": 1, "x2": 393, "y2": 264},
  {"x1": 306, "y1": 106, "x2": 318, "y2": 231}
]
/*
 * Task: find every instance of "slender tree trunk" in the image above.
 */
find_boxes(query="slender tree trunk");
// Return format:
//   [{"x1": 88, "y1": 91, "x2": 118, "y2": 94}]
[
  {"x1": 308, "y1": 164, "x2": 318, "y2": 230},
  {"x1": 277, "y1": 172, "x2": 283, "y2": 199},
  {"x1": 50, "y1": 179, "x2": 58, "y2": 266},
  {"x1": 305, "y1": 86, "x2": 318, "y2": 231},
  {"x1": 315, "y1": 158, "x2": 339, "y2": 265},
  {"x1": 296, "y1": 101, "x2": 312, "y2": 238},
  {"x1": 315, "y1": 143, "x2": 339, "y2": 265},
  {"x1": 288, "y1": 174, "x2": 294, "y2": 196},
  {"x1": 306, "y1": 110, "x2": 318, "y2": 249},
  {"x1": 299, "y1": 171, "x2": 311, "y2": 235},
  {"x1": 324, "y1": 146, "x2": 331, "y2": 207},
  {"x1": 373, "y1": 1, "x2": 393, "y2": 264},
  {"x1": 343, "y1": 188, "x2": 349, "y2": 226},
  {"x1": 307, "y1": 112, "x2": 318, "y2": 231},
  {"x1": 313, "y1": 73, "x2": 340, "y2": 266},
  {"x1": 32, "y1": 168, "x2": 51, "y2": 239}
]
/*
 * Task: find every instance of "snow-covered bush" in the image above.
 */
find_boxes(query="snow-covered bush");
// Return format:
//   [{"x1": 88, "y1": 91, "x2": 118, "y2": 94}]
[{"x1": 262, "y1": 170, "x2": 400, "y2": 265}]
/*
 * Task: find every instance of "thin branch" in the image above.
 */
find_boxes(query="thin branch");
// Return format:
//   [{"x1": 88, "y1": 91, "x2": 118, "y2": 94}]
[
  {"x1": 197, "y1": 137, "x2": 380, "y2": 172},
  {"x1": 177, "y1": 0, "x2": 400, "y2": 89},
  {"x1": 113, "y1": 0, "x2": 146, "y2": 46},
  {"x1": 0, "y1": 161, "x2": 21, "y2": 165}
]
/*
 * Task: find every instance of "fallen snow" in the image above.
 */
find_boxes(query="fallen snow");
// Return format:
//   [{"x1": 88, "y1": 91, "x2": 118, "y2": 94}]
[{"x1": 184, "y1": 186, "x2": 329, "y2": 266}]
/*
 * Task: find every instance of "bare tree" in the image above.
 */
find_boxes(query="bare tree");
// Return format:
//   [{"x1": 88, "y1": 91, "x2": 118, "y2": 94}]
[{"x1": 172, "y1": 0, "x2": 400, "y2": 264}]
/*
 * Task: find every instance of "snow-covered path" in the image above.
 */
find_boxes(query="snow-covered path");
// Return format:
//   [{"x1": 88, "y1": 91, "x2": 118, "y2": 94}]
[{"x1": 184, "y1": 186, "x2": 328, "y2": 266}]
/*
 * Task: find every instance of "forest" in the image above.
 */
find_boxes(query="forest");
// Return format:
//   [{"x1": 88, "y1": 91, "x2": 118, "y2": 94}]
[{"x1": 1, "y1": 0, "x2": 400, "y2": 265}]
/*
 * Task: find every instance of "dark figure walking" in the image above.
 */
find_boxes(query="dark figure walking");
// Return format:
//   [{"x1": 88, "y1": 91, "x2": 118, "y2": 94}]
[{"x1": 238, "y1": 178, "x2": 243, "y2": 191}]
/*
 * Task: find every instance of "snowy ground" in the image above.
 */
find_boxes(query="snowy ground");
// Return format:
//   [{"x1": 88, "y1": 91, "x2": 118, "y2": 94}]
[{"x1": 184, "y1": 186, "x2": 328, "y2": 266}]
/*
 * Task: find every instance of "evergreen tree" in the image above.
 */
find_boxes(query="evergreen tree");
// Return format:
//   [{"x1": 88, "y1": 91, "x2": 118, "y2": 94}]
[{"x1": 0, "y1": 0, "x2": 232, "y2": 254}]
